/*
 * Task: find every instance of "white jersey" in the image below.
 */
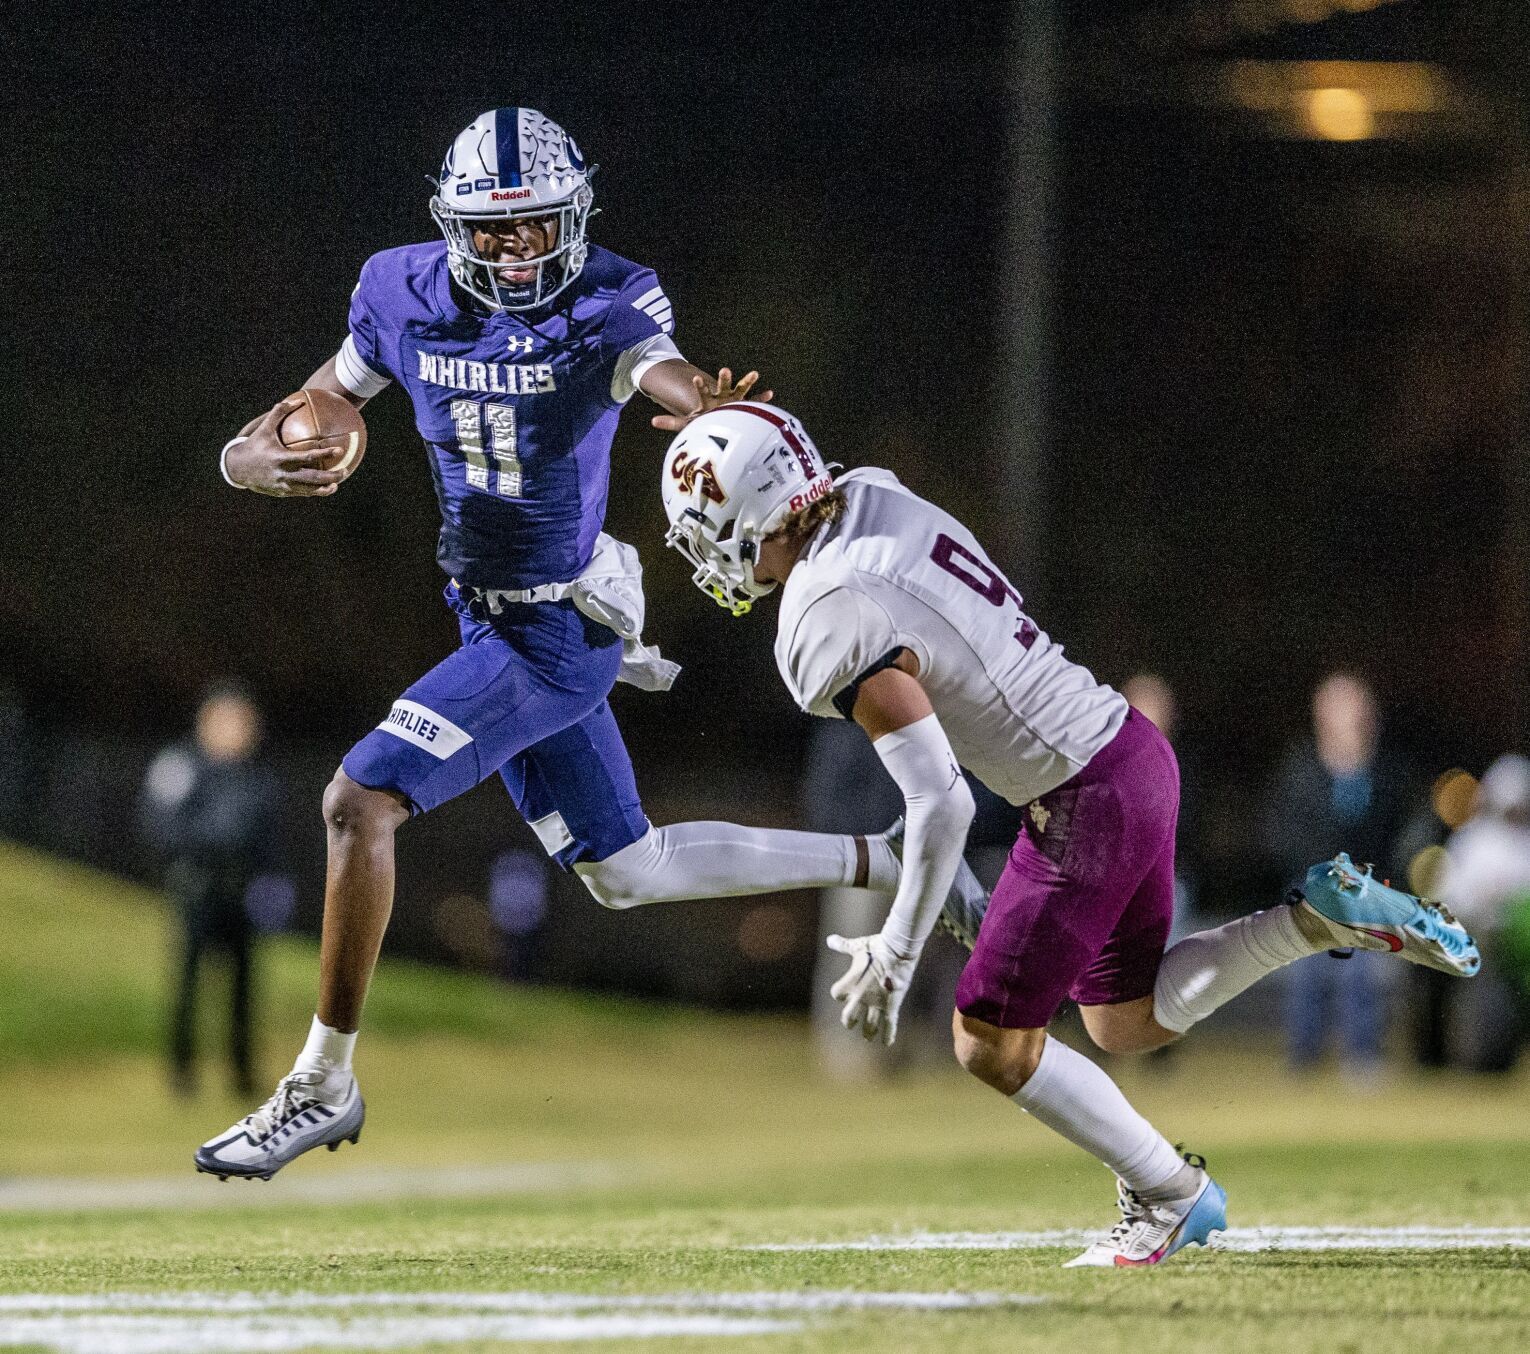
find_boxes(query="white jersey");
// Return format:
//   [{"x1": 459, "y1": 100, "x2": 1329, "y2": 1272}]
[{"x1": 774, "y1": 469, "x2": 1127, "y2": 807}]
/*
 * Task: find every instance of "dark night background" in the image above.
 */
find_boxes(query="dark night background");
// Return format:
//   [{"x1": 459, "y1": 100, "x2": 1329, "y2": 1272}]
[{"x1": 3, "y1": 1, "x2": 1526, "y2": 1003}]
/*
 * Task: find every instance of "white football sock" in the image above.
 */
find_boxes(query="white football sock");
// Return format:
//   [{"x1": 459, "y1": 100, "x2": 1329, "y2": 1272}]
[
  {"x1": 1012, "y1": 1036, "x2": 1185, "y2": 1194},
  {"x1": 294, "y1": 1016, "x2": 356, "y2": 1099},
  {"x1": 1152, "y1": 905, "x2": 1316, "y2": 1035},
  {"x1": 574, "y1": 822, "x2": 898, "y2": 910}
]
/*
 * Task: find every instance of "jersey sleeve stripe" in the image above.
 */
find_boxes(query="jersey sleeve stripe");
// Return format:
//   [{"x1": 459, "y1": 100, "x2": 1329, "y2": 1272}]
[
  {"x1": 335, "y1": 335, "x2": 392, "y2": 398},
  {"x1": 630, "y1": 284, "x2": 665, "y2": 310}
]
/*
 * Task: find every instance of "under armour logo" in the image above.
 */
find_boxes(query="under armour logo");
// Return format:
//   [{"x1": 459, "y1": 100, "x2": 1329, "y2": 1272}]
[
  {"x1": 506, "y1": 336, "x2": 534, "y2": 355},
  {"x1": 1029, "y1": 800, "x2": 1051, "y2": 833}
]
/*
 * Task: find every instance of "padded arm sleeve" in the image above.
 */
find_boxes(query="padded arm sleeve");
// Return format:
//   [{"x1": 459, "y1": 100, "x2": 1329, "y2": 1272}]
[
  {"x1": 336, "y1": 335, "x2": 391, "y2": 398},
  {"x1": 872, "y1": 713, "x2": 976, "y2": 958}
]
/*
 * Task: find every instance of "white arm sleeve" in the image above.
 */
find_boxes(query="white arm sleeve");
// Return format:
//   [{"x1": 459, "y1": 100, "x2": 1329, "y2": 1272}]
[
  {"x1": 873, "y1": 713, "x2": 976, "y2": 958},
  {"x1": 612, "y1": 332, "x2": 685, "y2": 403},
  {"x1": 335, "y1": 335, "x2": 392, "y2": 399}
]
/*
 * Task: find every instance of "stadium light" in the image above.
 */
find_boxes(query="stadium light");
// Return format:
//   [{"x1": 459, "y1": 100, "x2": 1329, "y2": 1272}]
[{"x1": 1305, "y1": 87, "x2": 1375, "y2": 141}]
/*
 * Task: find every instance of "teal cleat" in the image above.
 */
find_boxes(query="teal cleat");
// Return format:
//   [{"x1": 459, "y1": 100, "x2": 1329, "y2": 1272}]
[{"x1": 1295, "y1": 853, "x2": 1480, "y2": 977}]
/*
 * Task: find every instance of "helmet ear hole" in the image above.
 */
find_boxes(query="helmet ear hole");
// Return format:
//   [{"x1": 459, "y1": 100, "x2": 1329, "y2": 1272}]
[{"x1": 716, "y1": 516, "x2": 737, "y2": 543}]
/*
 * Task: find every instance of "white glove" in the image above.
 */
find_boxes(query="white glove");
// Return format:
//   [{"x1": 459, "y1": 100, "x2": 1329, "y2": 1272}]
[{"x1": 826, "y1": 933, "x2": 918, "y2": 1046}]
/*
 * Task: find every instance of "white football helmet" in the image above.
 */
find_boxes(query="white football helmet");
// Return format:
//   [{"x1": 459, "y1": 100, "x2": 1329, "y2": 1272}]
[
  {"x1": 661, "y1": 403, "x2": 835, "y2": 616},
  {"x1": 429, "y1": 107, "x2": 594, "y2": 312}
]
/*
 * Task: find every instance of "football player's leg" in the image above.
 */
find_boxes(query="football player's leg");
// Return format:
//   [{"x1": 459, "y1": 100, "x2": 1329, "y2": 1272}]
[
  {"x1": 502, "y1": 705, "x2": 900, "y2": 903},
  {"x1": 1075, "y1": 827, "x2": 1179, "y2": 1055},
  {"x1": 951, "y1": 829, "x2": 1182, "y2": 1198},
  {"x1": 951, "y1": 719, "x2": 1222, "y2": 1265},
  {"x1": 1152, "y1": 855, "x2": 1480, "y2": 1041},
  {"x1": 197, "y1": 613, "x2": 618, "y2": 1180}
]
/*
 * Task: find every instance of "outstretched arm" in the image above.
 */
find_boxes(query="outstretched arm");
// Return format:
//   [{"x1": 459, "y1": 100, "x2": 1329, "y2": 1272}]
[
  {"x1": 640, "y1": 362, "x2": 774, "y2": 432},
  {"x1": 827, "y1": 659, "x2": 977, "y2": 1043}
]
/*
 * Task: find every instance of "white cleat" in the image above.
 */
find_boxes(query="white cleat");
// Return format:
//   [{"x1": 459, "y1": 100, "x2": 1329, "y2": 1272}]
[
  {"x1": 194, "y1": 1071, "x2": 364, "y2": 1182},
  {"x1": 1065, "y1": 1157, "x2": 1228, "y2": 1268},
  {"x1": 881, "y1": 816, "x2": 989, "y2": 951}
]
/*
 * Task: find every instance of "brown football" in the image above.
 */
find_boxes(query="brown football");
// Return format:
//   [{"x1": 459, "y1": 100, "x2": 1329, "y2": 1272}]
[{"x1": 279, "y1": 388, "x2": 367, "y2": 477}]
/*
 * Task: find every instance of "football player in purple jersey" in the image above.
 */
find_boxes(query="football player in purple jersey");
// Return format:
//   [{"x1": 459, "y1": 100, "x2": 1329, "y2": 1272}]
[{"x1": 197, "y1": 108, "x2": 990, "y2": 1182}]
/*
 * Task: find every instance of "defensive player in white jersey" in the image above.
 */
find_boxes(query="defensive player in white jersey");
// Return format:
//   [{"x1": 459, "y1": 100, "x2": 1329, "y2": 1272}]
[{"x1": 661, "y1": 403, "x2": 1480, "y2": 1268}]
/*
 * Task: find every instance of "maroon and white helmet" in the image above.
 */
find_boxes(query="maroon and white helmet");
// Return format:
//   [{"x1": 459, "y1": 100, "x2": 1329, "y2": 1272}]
[{"x1": 661, "y1": 403, "x2": 834, "y2": 616}]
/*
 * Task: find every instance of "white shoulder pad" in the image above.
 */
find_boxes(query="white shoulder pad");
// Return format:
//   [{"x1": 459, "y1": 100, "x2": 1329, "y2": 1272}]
[{"x1": 775, "y1": 583, "x2": 900, "y2": 719}]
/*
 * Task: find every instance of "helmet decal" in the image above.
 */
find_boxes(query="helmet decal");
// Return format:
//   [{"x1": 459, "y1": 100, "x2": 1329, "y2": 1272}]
[{"x1": 670, "y1": 453, "x2": 727, "y2": 505}]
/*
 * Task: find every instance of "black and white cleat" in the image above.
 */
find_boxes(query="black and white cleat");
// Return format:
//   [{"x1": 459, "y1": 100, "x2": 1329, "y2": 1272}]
[{"x1": 194, "y1": 1071, "x2": 365, "y2": 1182}]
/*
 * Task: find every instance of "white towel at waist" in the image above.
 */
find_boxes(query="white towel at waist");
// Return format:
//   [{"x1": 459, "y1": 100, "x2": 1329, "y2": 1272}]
[{"x1": 470, "y1": 534, "x2": 681, "y2": 693}]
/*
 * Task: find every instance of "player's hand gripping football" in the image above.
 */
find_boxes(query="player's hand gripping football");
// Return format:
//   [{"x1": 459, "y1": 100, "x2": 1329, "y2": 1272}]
[
  {"x1": 650, "y1": 367, "x2": 774, "y2": 432},
  {"x1": 826, "y1": 933, "x2": 917, "y2": 1046},
  {"x1": 224, "y1": 398, "x2": 351, "y2": 498}
]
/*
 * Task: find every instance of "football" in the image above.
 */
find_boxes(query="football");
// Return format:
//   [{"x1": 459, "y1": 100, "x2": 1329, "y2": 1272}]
[{"x1": 279, "y1": 387, "x2": 367, "y2": 477}]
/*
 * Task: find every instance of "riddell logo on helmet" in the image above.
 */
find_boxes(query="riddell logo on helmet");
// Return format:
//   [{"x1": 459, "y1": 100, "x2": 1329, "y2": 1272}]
[
  {"x1": 491, "y1": 187, "x2": 535, "y2": 202},
  {"x1": 788, "y1": 476, "x2": 834, "y2": 513}
]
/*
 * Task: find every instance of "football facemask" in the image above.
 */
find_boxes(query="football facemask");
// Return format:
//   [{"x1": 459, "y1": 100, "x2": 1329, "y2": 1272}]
[{"x1": 430, "y1": 107, "x2": 594, "y2": 312}]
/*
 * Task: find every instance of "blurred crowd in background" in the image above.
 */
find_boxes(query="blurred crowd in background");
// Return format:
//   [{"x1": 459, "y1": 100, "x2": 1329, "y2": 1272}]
[
  {"x1": 2, "y1": 659, "x2": 1526, "y2": 1095},
  {"x1": 3, "y1": 2, "x2": 1528, "y2": 1092}
]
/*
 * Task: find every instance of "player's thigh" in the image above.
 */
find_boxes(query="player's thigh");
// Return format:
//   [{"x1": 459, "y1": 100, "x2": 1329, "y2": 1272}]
[
  {"x1": 954, "y1": 784, "x2": 1151, "y2": 1031},
  {"x1": 1078, "y1": 996, "x2": 1173, "y2": 1054},
  {"x1": 499, "y1": 700, "x2": 649, "y2": 869},
  {"x1": 343, "y1": 613, "x2": 620, "y2": 816},
  {"x1": 1071, "y1": 821, "x2": 1177, "y2": 1042}
]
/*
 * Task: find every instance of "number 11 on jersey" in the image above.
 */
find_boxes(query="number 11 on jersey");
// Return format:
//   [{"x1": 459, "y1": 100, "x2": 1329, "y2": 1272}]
[{"x1": 452, "y1": 399, "x2": 523, "y2": 498}]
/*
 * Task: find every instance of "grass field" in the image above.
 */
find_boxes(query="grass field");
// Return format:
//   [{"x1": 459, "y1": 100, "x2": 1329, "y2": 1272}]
[{"x1": 3, "y1": 842, "x2": 1529, "y2": 1352}]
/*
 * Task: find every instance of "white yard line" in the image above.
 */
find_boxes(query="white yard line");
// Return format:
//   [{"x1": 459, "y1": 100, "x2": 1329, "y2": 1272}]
[
  {"x1": 751, "y1": 1225, "x2": 1530, "y2": 1253},
  {"x1": 0, "y1": 1291, "x2": 1034, "y2": 1314},
  {"x1": 0, "y1": 1161, "x2": 617, "y2": 1213},
  {"x1": 0, "y1": 1311, "x2": 797, "y2": 1351},
  {"x1": 0, "y1": 1291, "x2": 1039, "y2": 1353}
]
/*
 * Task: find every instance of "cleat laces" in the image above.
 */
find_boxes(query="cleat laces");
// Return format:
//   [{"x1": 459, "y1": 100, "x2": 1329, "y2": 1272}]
[
  {"x1": 238, "y1": 1072, "x2": 321, "y2": 1144},
  {"x1": 1328, "y1": 858, "x2": 1475, "y2": 960},
  {"x1": 1104, "y1": 1150, "x2": 1206, "y2": 1252},
  {"x1": 1103, "y1": 1179, "x2": 1168, "y2": 1252}
]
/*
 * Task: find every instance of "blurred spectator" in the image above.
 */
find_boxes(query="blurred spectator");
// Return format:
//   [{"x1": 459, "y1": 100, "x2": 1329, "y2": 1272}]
[
  {"x1": 1263, "y1": 671, "x2": 1412, "y2": 1078},
  {"x1": 1424, "y1": 754, "x2": 1530, "y2": 1072},
  {"x1": 139, "y1": 682, "x2": 290, "y2": 1098},
  {"x1": 1122, "y1": 672, "x2": 1201, "y2": 1068},
  {"x1": 802, "y1": 721, "x2": 905, "y2": 1080},
  {"x1": 488, "y1": 848, "x2": 551, "y2": 981},
  {"x1": 1121, "y1": 672, "x2": 1177, "y2": 743}
]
